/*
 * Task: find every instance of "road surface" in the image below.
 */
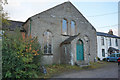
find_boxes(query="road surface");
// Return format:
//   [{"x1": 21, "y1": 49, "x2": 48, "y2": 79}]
[{"x1": 53, "y1": 62, "x2": 118, "y2": 78}]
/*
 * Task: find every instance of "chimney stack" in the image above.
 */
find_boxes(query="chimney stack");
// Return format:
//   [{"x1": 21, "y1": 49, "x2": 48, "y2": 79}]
[{"x1": 108, "y1": 29, "x2": 113, "y2": 35}]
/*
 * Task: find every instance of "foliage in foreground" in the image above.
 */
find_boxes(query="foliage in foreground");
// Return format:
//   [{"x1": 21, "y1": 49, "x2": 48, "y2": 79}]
[{"x1": 2, "y1": 29, "x2": 42, "y2": 78}]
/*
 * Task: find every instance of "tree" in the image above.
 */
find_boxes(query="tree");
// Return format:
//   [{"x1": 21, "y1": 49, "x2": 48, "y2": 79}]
[
  {"x1": 2, "y1": 28, "x2": 42, "y2": 78},
  {"x1": 0, "y1": 0, "x2": 9, "y2": 29}
]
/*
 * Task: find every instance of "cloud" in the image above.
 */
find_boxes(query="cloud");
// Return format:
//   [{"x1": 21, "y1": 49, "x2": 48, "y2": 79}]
[
  {"x1": 7, "y1": 0, "x2": 21, "y2": 7},
  {"x1": 24, "y1": 0, "x2": 120, "y2": 2},
  {"x1": 24, "y1": 0, "x2": 67, "y2": 3},
  {"x1": 3, "y1": 0, "x2": 70, "y2": 21},
  {"x1": 112, "y1": 28, "x2": 118, "y2": 36},
  {"x1": 70, "y1": 0, "x2": 119, "y2": 2}
]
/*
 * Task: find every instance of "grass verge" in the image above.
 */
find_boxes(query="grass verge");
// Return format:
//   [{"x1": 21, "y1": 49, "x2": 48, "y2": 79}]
[{"x1": 38, "y1": 61, "x2": 108, "y2": 78}]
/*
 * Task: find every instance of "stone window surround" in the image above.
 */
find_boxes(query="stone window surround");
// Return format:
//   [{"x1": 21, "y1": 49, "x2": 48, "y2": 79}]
[{"x1": 61, "y1": 18, "x2": 76, "y2": 36}]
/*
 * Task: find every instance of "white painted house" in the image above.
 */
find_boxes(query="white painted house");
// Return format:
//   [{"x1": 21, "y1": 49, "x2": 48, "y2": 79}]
[{"x1": 97, "y1": 31, "x2": 120, "y2": 60}]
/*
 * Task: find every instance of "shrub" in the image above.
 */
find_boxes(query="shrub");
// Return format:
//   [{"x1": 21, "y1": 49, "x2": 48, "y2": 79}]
[
  {"x1": 102, "y1": 58, "x2": 106, "y2": 61},
  {"x1": 96, "y1": 57, "x2": 100, "y2": 61},
  {"x1": 2, "y1": 28, "x2": 42, "y2": 78}
]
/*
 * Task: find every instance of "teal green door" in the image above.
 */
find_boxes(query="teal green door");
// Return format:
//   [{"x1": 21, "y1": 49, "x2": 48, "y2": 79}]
[{"x1": 76, "y1": 40, "x2": 84, "y2": 61}]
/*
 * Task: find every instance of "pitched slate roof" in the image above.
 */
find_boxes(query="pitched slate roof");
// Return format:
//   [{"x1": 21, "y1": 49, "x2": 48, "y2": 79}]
[
  {"x1": 97, "y1": 32, "x2": 120, "y2": 39},
  {"x1": 60, "y1": 34, "x2": 79, "y2": 46},
  {"x1": 2, "y1": 20, "x2": 24, "y2": 31},
  {"x1": 63, "y1": 35, "x2": 78, "y2": 43}
]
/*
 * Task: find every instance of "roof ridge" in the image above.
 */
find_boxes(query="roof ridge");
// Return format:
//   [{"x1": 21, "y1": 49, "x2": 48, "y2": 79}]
[
  {"x1": 97, "y1": 32, "x2": 120, "y2": 38},
  {"x1": 23, "y1": 1, "x2": 74, "y2": 25},
  {"x1": 30, "y1": 1, "x2": 71, "y2": 19}
]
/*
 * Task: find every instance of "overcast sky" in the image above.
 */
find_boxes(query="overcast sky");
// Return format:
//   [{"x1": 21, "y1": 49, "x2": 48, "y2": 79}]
[{"x1": 3, "y1": 0, "x2": 119, "y2": 36}]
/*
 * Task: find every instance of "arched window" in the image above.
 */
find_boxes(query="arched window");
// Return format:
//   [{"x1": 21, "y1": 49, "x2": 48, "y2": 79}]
[
  {"x1": 71, "y1": 20, "x2": 75, "y2": 36},
  {"x1": 43, "y1": 30, "x2": 53, "y2": 54},
  {"x1": 62, "y1": 19, "x2": 68, "y2": 35}
]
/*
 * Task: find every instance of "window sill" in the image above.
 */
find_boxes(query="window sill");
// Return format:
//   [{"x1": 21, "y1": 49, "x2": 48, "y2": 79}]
[
  {"x1": 61, "y1": 34, "x2": 77, "y2": 37},
  {"x1": 42, "y1": 53, "x2": 53, "y2": 56},
  {"x1": 61, "y1": 34, "x2": 70, "y2": 36}
]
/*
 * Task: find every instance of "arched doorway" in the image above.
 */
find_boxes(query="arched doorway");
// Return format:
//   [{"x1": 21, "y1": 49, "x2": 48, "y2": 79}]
[{"x1": 76, "y1": 39, "x2": 84, "y2": 61}]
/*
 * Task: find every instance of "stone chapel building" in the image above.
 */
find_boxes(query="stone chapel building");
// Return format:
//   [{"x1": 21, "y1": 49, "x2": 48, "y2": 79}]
[{"x1": 23, "y1": 1, "x2": 97, "y2": 65}]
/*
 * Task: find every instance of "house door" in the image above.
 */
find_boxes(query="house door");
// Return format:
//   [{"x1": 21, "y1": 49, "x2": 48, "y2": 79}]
[{"x1": 76, "y1": 39, "x2": 84, "y2": 61}]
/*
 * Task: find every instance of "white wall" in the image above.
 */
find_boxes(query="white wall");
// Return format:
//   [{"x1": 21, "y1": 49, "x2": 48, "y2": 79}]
[
  {"x1": 97, "y1": 36, "x2": 120, "y2": 60},
  {"x1": 119, "y1": 39, "x2": 120, "y2": 52}
]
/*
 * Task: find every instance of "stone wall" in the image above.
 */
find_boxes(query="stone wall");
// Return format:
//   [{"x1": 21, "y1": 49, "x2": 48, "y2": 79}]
[{"x1": 23, "y1": 2, "x2": 97, "y2": 65}]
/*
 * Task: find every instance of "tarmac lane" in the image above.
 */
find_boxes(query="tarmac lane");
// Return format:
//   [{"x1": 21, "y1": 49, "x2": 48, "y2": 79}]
[
  {"x1": 53, "y1": 62, "x2": 118, "y2": 78},
  {"x1": 118, "y1": 64, "x2": 120, "y2": 79}
]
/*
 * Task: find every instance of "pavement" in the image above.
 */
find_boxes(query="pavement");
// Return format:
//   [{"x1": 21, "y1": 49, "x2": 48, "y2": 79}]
[{"x1": 53, "y1": 62, "x2": 119, "y2": 78}]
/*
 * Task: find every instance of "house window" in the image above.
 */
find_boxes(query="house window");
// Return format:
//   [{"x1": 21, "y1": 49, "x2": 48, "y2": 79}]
[
  {"x1": 101, "y1": 37, "x2": 104, "y2": 45},
  {"x1": 102, "y1": 49, "x2": 105, "y2": 57},
  {"x1": 110, "y1": 54, "x2": 115, "y2": 57},
  {"x1": 43, "y1": 31, "x2": 53, "y2": 54},
  {"x1": 62, "y1": 19, "x2": 68, "y2": 35},
  {"x1": 71, "y1": 20, "x2": 75, "y2": 36},
  {"x1": 115, "y1": 39, "x2": 118, "y2": 46},
  {"x1": 109, "y1": 38, "x2": 111, "y2": 46}
]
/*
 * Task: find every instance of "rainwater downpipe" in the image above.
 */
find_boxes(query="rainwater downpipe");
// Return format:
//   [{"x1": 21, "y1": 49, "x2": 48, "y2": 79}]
[
  {"x1": 30, "y1": 18, "x2": 32, "y2": 35},
  {"x1": 88, "y1": 40, "x2": 90, "y2": 65}
]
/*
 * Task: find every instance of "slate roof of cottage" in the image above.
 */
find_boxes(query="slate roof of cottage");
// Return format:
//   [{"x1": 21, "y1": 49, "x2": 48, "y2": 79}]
[
  {"x1": 2, "y1": 20, "x2": 24, "y2": 31},
  {"x1": 97, "y1": 32, "x2": 120, "y2": 39},
  {"x1": 108, "y1": 47, "x2": 119, "y2": 52}
]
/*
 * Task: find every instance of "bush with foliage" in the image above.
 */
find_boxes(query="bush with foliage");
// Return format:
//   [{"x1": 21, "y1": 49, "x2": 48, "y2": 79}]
[
  {"x1": 2, "y1": 29, "x2": 42, "y2": 78},
  {"x1": 102, "y1": 58, "x2": 106, "y2": 61},
  {"x1": 96, "y1": 57, "x2": 100, "y2": 61}
]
